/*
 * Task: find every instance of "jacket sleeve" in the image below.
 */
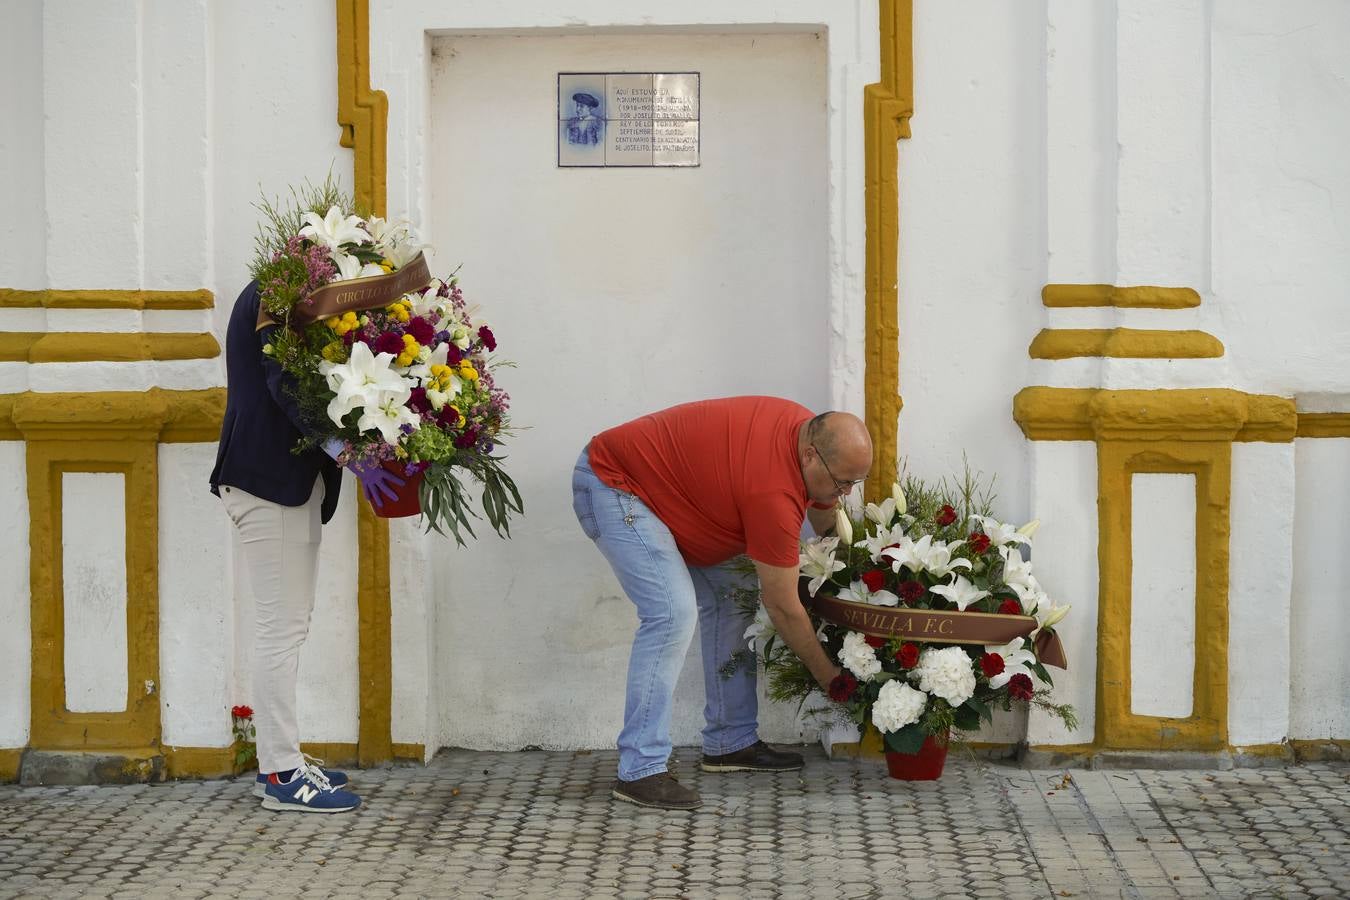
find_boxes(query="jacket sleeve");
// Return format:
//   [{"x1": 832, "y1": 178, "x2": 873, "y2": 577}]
[{"x1": 259, "y1": 323, "x2": 322, "y2": 441}]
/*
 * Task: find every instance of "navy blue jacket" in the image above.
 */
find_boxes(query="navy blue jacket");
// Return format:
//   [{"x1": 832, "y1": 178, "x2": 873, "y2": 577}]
[{"x1": 210, "y1": 281, "x2": 342, "y2": 523}]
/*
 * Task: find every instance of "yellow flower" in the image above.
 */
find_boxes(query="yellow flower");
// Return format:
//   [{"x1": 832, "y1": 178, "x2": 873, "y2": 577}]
[
  {"x1": 321, "y1": 342, "x2": 346, "y2": 362},
  {"x1": 324, "y1": 316, "x2": 341, "y2": 330},
  {"x1": 459, "y1": 364, "x2": 479, "y2": 382}
]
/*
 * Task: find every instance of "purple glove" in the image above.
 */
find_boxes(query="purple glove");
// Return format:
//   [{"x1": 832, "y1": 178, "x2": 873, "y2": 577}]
[{"x1": 347, "y1": 458, "x2": 405, "y2": 508}]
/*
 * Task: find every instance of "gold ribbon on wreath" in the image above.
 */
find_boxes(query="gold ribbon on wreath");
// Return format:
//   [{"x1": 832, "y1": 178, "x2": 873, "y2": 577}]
[
  {"x1": 257, "y1": 252, "x2": 433, "y2": 330},
  {"x1": 804, "y1": 591, "x2": 1069, "y2": 669}
]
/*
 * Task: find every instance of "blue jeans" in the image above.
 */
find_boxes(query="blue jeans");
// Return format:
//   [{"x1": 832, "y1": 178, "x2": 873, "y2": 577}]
[{"x1": 572, "y1": 448, "x2": 760, "y2": 781}]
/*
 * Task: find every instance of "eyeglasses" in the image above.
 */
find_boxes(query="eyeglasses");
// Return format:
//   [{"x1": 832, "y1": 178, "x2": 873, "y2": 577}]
[{"x1": 812, "y1": 443, "x2": 865, "y2": 493}]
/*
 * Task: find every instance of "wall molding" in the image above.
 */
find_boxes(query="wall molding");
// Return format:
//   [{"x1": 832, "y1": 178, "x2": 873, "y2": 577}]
[
  {"x1": 0, "y1": 332, "x2": 218, "y2": 363},
  {"x1": 1042, "y1": 284, "x2": 1201, "y2": 309},
  {"x1": 1029, "y1": 328, "x2": 1223, "y2": 360},
  {"x1": 0, "y1": 289, "x2": 213, "y2": 310}
]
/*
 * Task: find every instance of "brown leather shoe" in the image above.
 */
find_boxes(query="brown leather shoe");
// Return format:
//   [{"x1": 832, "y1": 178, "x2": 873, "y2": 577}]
[
  {"x1": 701, "y1": 740, "x2": 804, "y2": 773},
  {"x1": 611, "y1": 772, "x2": 702, "y2": 810}
]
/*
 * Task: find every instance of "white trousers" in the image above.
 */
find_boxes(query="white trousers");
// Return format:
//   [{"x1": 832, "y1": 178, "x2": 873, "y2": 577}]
[{"x1": 220, "y1": 481, "x2": 323, "y2": 775}]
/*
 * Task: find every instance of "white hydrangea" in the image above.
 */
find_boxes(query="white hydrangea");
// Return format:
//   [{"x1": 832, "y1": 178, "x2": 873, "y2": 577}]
[
  {"x1": 872, "y1": 681, "x2": 928, "y2": 734},
  {"x1": 838, "y1": 631, "x2": 882, "y2": 681},
  {"x1": 913, "y1": 646, "x2": 977, "y2": 706}
]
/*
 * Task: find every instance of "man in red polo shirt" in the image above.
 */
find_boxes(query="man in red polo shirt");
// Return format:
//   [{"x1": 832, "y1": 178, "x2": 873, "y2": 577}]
[{"x1": 572, "y1": 396, "x2": 873, "y2": 809}]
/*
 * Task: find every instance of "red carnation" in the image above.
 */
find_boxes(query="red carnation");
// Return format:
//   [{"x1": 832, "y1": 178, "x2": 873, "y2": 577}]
[
  {"x1": 998, "y1": 598, "x2": 1022, "y2": 615},
  {"x1": 446, "y1": 344, "x2": 464, "y2": 365},
  {"x1": 968, "y1": 532, "x2": 991, "y2": 554},
  {"x1": 864, "y1": 635, "x2": 886, "y2": 649},
  {"x1": 896, "y1": 642, "x2": 920, "y2": 668},
  {"x1": 374, "y1": 331, "x2": 404, "y2": 356},
  {"x1": 454, "y1": 427, "x2": 479, "y2": 449},
  {"x1": 936, "y1": 504, "x2": 957, "y2": 526},
  {"x1": 980, "y1": 653, "x2": 1005, "y2": 678},
  {"x1": 231, "y1": 705, "x2": 253, "y2": 719},
  {"x1": 478, "y1": 325, "x2": 497, "y2": 351},
  {"x1": 407, "y1": 316, "x2": 436, "y2": 345},
  {"x1": 828, "y1": 671, "x2": 858, "y2": 702},
  {"x1": 408, "y1": 387, "x2": 432, "y2": 415},
  {"x1": 1008, "y1": 673, "x2": 1034, "y2": 700},
  {"x1": 898, "y1": 580, "x2": 926, "y2": 605},
  {"x1": 436, "y1": 405, "x2": 460, "y2": 427},
  {"x1": 860, "y1": 569, "x2": 887, "y2": 593}
]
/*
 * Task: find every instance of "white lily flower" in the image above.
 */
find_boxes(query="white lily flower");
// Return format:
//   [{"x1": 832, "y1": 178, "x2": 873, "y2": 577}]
[
  {"x1": 1017, "y1": 519, "x2": 1041, "y2": 540},
  {"x1": 299, "y1": 205, "x2": 371, "y2": 251},
  {"x1": 379, "y1": 222, "x2": 429, "y2": 268},
  {"x1": 970, "y1": 515, "x2": 1030, "y2": 548},
  {"x1": 834, "y1": 507, "x2": 853, "y2": 545},
  {"x1": 318, "y1": 341, "x2": 412, "y2": 429},
  {"x1": 743, "y1": 605, "x2": 775, "y2": 650},
  {"x1": 331, "y1": 250, "x2": 386, "y2": 282},
  {"x1": 1035, "y1": 601, "x2": 1071, "y2": 631},
  {"x1": 891, "y1": 482, "x2": 907, "y2": 515},
  {"x1": 358, "y1": 394, "x2": 421, "y2": 445},
  {"x1": 883, "y1": 534, "x2": 972, "y2": 580},
  {"x1": 856, "y1": 521, "x2": 908, "y2": 563},
  {"x1": 864, "y1": 497, "x2": 898, "y2": 528},
  {"x1": 929, "y1": 574, "x2": 990, "y2": 611},
  {"x1": 1000, "y1": 545, "x2": 1036, "y2": 590},
  {"x1": 982, "y1": 637, "x2": 1038, "y2": 689},
  {"x1": 409, "y1": 281, "x2": 448, "y2": 325},
  {"x1": 838, "y1": 580, "x2": 900, "y2": 608},
  {"x1": 799, "y1": 536, "x2": 845, "y2": 597},
  {"x1": 1009, "y1": 579, "x2": 1046, "y2": 615}
]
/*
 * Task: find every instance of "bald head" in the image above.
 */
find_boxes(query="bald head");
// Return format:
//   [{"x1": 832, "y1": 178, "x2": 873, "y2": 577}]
[{"x1": 804, "y1": 411, "x2": 874, "y2": 482}]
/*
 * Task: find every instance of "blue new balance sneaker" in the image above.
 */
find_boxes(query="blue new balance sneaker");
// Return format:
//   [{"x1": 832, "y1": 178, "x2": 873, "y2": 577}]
[
  {"x1": 253, "y1": 756, "x2": 350, "y2": 798},
  {"x1": 260, "y1": 762, "x2": 361, "y2": 813}
]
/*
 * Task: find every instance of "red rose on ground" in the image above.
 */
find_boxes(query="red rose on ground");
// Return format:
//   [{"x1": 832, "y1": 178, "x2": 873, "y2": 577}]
[
  {"x1": 980, "y1": 653, "x2": 1005, "y2": 678},
  {"x1": 231, "y1": 705, "x2": 253, "y2": 719},
  {"x1": 936, "y1": 504, "x2": 957, "y2": 526},
  {"x1": 864, "y1": 635, "x2": 886, "y2": 648},
  {"x1": 860, "y1": 569, "x2": 887, "y2": 593},
  {"x1": 998, "y1": 598, "x2": 1022, "y2": 615},
  {"x1": 828, "y1": 672, "x2": 858, "y2": 702},
  {"x1": 896, "y1": 642, "x2": 920, "y2": 668},
  {"x1": 898, "y1": 581, "x2": 926, "y2": 605},
  {"x1": 1008, "y1": 673, "x2": 1034, "y2": 700},
  {"x1": 968, "y1": 532, "x2": 991, "y2": 554}
]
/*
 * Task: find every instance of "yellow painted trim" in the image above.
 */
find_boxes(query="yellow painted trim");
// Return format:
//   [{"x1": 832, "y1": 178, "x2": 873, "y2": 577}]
[
  {"x1": 1097, "y1": 439, "x2": 1230, "y2": 751},
  {"x1": 1296, "y1": 412, "x2": 1350, "y2": 438},
  {"x1": 338, "y1": 0, "x2": 395, "y2": 766},
  {"x1": 1013, "y1": 388, "x2": 1297, "y2": 443},
  {"x1": 1041, "y1": 284, "x2": 1200, "y2": 309},
  {"x1": 391, "y1": 742, "x2": 426, "y2": 760},
  {"x1": 0, "y1": 749, "x2": 20, "y2": 782},
  {"x1": 0, "y1": 389, "x2": 227, "y2": 443},
  {"x1": 337, "y1": 0, "x2": 388, "y2": 217},
  {"x1": 1, "y1": 332, "x2": 219, "y2": 363},
  {"x1": 1290, "y1": 739, "x2": 1349, "y2": 761},
  {"x1": 28, "y1": 440, "x2": 161, "y2": 751},
  {"x1": 862, "y1": 0, "x2": 913, "y2": 504},
  {"x1": 1231, "y1": 743, "x2": 1294, "y2": 759},
  {"x1": 828, "y1": 723, "x2": 886, "y2": 761},
  {"x1": 1029, "y1": 328, "x2": 1223, "y2": 360},
  {"x1": 164, "y1": 745, "x2": 240, "y2": 780},
  {"x1": 0, "y1": 288, "x2": 213, "y2": 310}
]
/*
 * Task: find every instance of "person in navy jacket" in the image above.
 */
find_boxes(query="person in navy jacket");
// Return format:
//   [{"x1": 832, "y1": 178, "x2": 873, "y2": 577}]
[{"x1": 210, "y1": 280, "x2": 401, "y2": 813}]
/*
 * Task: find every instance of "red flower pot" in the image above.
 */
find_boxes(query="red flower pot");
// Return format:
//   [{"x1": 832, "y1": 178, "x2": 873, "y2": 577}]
[
  {"x1": 884, "y1": 730, "x2": 950, "y2": 781},
  {"x1": 372, "y1": 461, "x2": 424, "y2": 518}
]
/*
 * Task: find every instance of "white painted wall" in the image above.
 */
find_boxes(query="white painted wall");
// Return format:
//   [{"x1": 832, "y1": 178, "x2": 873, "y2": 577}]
[
  {"x1": 1229, "y1": 443, "x2": 1294, "y2": 746},
  {"x1": 62, "y1": 473, "x2": 129, "y2": 713},
  {"x1": 1290, "y1": 438, "x2": 1350, "y2": 739},
  {"x1": 0, "y1": 0, "x2": 45, "y2": 290},
  {"x1": 1130, "y1": 474, "x2": 1197, "y2": 719},
  {"x1": 0, "y1": 444, "x2": 31, "y2": 748},
  {"x1": 159, "y1": 444, "x2": 235, "y2": 748}
]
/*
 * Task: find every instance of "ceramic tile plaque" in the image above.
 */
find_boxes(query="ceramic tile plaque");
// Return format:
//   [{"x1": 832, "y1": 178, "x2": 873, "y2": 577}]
[{"x1": 558, "y1": 72, "x2": 700, "y2": 168}]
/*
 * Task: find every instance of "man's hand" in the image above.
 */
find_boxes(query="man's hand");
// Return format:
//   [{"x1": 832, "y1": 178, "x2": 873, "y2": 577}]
[{"x1": 754, "y1": 560, "x2": 842, "y2": 691}]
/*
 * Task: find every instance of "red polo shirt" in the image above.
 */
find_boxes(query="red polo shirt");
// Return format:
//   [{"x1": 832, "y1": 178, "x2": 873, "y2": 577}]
[{"x1": 588, "y1": 396, "x2": 814, "y2": 567}]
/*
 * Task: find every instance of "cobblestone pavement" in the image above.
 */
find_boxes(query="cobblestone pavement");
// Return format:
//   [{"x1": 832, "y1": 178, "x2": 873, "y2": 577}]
[{"x1": 0, "y1": 748, "x2": 1345, "y2": 899}]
